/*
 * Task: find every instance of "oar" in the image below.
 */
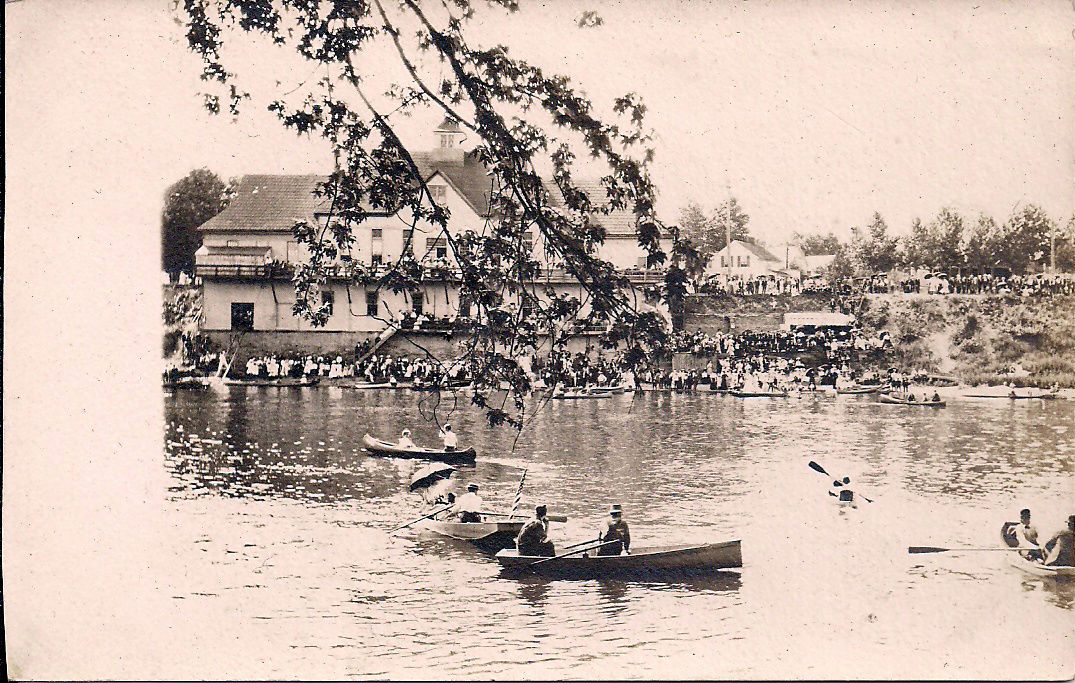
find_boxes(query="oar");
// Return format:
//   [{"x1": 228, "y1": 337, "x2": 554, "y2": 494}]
[
  {"x1": 808, "y1": 461, "x2": 873, "y2": 503},
  {"x1": 479, "y1": 511, "x2": 569, "y2": 523},
  {"x1": 389, "y1": 504, "x2": 454, "y2": 533},
  {"x1": 908, "y1": 546, "x2": 1038, "y2": 554},
  {"x1": 528, "y1": 540, "x2": 620, "y2": 567}
]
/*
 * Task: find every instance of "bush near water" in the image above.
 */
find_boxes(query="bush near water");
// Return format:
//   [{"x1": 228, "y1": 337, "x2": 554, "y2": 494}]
[{"x1": 854, "y1": 294, "x2": 1074, "y2": 388}]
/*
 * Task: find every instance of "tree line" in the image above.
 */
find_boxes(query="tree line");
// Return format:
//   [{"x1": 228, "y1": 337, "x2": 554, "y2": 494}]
[{"x1": 676, "y1": 199, "x2": 1075, "y2": 280}]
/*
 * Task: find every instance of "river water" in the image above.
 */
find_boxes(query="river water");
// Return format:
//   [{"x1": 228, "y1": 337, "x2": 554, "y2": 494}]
[{"x1": 162, "y1": 387, "x2": 1075, "y2": 679}]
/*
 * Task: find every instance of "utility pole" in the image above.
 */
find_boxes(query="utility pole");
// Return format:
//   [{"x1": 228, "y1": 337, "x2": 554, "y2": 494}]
[{"x1": 724, "y1": 176, "x2": 733, "y2": 288}]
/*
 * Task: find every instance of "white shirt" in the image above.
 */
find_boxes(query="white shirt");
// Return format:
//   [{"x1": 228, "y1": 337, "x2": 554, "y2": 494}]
[
  {"x1": 455, "y1": 492, "x2": 483, "y2": 514},
  {"x1": 397, "y1": 435, "x2": 416, "y2": 449},
  {"x1": 441, "y1": 430, "x2": 458, "y2": 449}
]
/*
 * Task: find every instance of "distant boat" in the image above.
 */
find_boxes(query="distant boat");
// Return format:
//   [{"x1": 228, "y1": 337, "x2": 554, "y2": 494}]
[
  {"x1": 878, "y1": 393, "x2": 945, "y2": 407},
  {"x1": 550, "y1": 388, "x2": 612, "y2": 399},
  {"x1": 222, "y1": 377, "x2": 320, "y2": 387},
  {"x1": 963, "y1": 391, "x2": 1057, "y2": 400},
  {"x1": 836, "y1": 385, "x2": 885, "y2": 395},
  {"x1": 362, "y1": 433, "x2": 477, "y2": 464},
  {"x1": 730, "y1": 389, "x2": 789, "y2": 398}
]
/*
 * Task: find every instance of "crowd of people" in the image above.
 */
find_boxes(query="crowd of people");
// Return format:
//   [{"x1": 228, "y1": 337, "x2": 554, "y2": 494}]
[
  {"x1": 803, "y1": 272, "x2": 1075, "y2": 297},
  {"x1": 532, "y1": 350, "x2": 628, "y2": 389},
  {"x1": 670, "y1": 328, "x2": 891, "y2": 361}
]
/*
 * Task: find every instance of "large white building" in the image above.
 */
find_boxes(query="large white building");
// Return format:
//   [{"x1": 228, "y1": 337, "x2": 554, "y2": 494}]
[{"x1": 194, "y1": 119, "x2": 671, "y2": 359}]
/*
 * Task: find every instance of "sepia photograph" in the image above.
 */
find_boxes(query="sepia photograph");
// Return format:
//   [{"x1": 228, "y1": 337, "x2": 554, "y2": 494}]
[{"x1": 4, "y1": 0, "x2": 1075, "y2": 679}]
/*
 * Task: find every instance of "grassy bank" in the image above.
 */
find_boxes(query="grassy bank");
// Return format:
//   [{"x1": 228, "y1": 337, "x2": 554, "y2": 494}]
[{"x1": 855, "y1": 294, "x2": 1075, "y2": 387}]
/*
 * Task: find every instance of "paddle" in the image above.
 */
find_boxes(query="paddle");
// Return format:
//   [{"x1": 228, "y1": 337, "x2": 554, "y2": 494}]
[
  {"x1": 808, "y1": 461, "x2": 873, "y2": 503},
  {"x1": 389, "y1": 504, "x2": 454, "y2": 533},
  {"x1": 908, "y1": 546, "x2": 1039, "y2": 554},
  {"x1": 528, "y1": 540, "x2": 621, "y2": 567},
  {"x1": 480, "y1": 511, "x2": 569, "y2": 523}
]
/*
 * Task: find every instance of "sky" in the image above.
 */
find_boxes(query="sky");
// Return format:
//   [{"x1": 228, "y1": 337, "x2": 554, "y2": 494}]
[{"x1": 3, "y1": 1, "x2": 1073, "y2": 677}]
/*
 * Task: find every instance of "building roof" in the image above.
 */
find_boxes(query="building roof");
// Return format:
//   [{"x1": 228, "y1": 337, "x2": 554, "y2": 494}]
[
  {"x1": 784, "y1": 311, "x2": 855, "y2": 328},
  {"x1": 198, "y1": 160, "x2": 667, "y2": 240},
  {"x1": 411, "y1": 149, "x2": 493, "y2": 216},
  {"x1": 718, "y1": 239, "x2": 781, "y2": 263},
  {"x1": 434, "y1": 117, "x2": 463, "y2": 133},
  {"x1": 199, "y1": 175, "x2": 333, "y2": 233}
]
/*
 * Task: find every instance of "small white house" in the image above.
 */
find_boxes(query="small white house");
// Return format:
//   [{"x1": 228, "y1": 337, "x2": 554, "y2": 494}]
[{"x1": 705, "y1": 240, "x2": 785, "y2": 279}]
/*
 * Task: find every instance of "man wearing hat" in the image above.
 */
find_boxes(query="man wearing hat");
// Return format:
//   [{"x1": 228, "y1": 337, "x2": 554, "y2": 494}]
[
  {"x1": 454, "y1": 482, "x2": 483, "y2": 523},
  {"x1": 597, "y1": 504, "x2": 631, "y2": 556},
  {"x1": 516, "y1": 505, "x2": 555, "y2": 557},
  {"x1": 439, "y1": 423, "x2": 458, "y2": 452}
]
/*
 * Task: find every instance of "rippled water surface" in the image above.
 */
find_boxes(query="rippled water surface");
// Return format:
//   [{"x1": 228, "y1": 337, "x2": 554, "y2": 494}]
[{"x1": 163, "y1": 388, "x2": 1075, "y2": 679}]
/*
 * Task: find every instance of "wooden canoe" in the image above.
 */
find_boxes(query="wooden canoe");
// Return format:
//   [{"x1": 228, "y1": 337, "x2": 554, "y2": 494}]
[
  {"x1": 550, "y1": 389, "x2": 612, "y2": 399},
  {"x1": 495, "y1": 540, "x2": 742, "y2": 578},
  {"x1": 730, "y1": 390, "x2": 789, "y2": 398},
  {"x1": 223, "y1": 377, "x2": 320, "y2": 387},
  {"x1": 1001, "y1": 524, "x2": 1075, "y2": 577},
  {"x1": 964, "y1": 392, "x2": 1058, "y2": 400},
  {"x1": 424, "y1": 518, "x2": 525, "y2": 552},
  {"x1": 836, "y1": 385, "x2": 885, "y2": 395},
  {"x1": 362, "y1": 433, "x2": 477, "y2": 463},
  {"x1": 878, "y1": 394, "x2": 945, "y2": 407}
]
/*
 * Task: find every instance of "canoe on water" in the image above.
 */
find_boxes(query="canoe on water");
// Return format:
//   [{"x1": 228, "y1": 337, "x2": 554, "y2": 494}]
[
  {"x1": 550, "y1": 389, "x2": 612, "y2": 399},
  {"x1": 424, "y1": 518, "x2": 525, "y2": 552},
  {"x1": 362, "y1": 433, "x2": 477, "y2": 463},
  {"x1": 495, "y1": 540, "x2": 742, "y2": 578},
  {"x1": 836, "y1": 385, "x2": 885, "y2": 395},
  {"x1": 223, "y1": 377, "x2": 320, "y2": 387},
  {"x1": 964, "y1": 392, "x2": 1058, "y2": 400},
  {"x1": 1001, "y1": 523, "x2": 1075, "y2": 577},
  {"x1": 878, "y1": 394, "x2": 946, "y2": 407},
  {"x1": 730, "y1": 390, "x2": 789, "y2": 398}
]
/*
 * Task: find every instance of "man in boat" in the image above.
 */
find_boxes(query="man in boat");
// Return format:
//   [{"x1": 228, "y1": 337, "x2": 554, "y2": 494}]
[
  {"x1": 931, "y1": 391, "x2": 941, "y2": 402},
  {"x1": 1042, "y1": 515, "x2": 1075, "y2": 567},
  {"x1": 397, "y1": 429, "x2": 417, "y2": 450},
  {"x1": 454, "y1": 483, "x2": 483, "y2": 523},
  {"x1": 597, "y1": 504, "x2": 631, "y2": 556},
  {"x1": 440, "y1": 423, "x2": 458, "y2": 452},
  {"x1": 907, "y1": 393, "x2": 917, "y2": 402},
  {"x1": 1006, "y1": 508, "x2": 1042, "y2": 560},
  {"x1": 516, "y1": 505, "x2": 555, "y2": 556}
]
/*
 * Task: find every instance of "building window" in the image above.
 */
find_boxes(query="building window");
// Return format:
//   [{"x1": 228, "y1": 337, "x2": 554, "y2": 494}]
[
  {"x1": 440, "y1": 134, "x2": 453, "y2": 148},
  {"x1": 230, "y1": 303, "x2": 254, "y2": 330},
  {"x1": 458, "y1": 297, "x2": 471, "y2": 318},
  {"x1": 321, "y1": 290, "x2": 334, "y2": 316},
  {"x1": 412, "y1": 290, "x2": 424, "y2": 316},
  {"x1": 371, "y1": 253, "x2": 383, "y2": 267},
  {"x1": 403, "y1": 229, "x2": 413, "y2": 243},
  {"x1": 371, "y1": 228, "x2": 383, "y2": 239},
  {"x1": 637, "y1": 256, "x2": 648, "y2": 269},
  {"x1": 426, "y1": 237, "x2": 448, "y2": 259},
  {"x1": 720, "y1": 255, "x2": 727, "y2": 268},
  {"x1": 430, "y1": 185, "x2": 447, "y2": 202},
  {"x1": 365, "y1": 291, "x2": 378, "y2": 317},
  {"x1": 742, "y1": 255, "x2": 750, "y2": 267}
]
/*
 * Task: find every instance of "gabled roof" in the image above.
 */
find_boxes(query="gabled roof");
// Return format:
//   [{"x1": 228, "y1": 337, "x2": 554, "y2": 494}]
[
  {"x1": 720, "y1": 239, "x2": 781, "y2": 263},
  {"x1": 434, "y1": 117, "x2": 463, "y2": 133},
  {"x1": 411, "y1": 150, "x2": 494, "y2": 216},
  {"x1": 198, "y1": 160, "x2": 668, "y2": 241}
]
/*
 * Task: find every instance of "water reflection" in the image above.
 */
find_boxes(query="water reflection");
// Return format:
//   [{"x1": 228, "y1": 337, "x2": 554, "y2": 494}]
[{"x1": 163, "y1": 388, "x2": 1074, "y2": 679}]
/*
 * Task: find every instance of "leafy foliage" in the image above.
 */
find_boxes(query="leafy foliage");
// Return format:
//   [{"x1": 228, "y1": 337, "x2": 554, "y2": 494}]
[
  {"x1": 180, "y1": 0, "x2": 673, "y2": 429},
  {"x1": 676, "y1": 197, "x2": 751, "y2": 271},
  {"x1": 161, "y1": 168, "x2": 230, "y2": 275},
  {"x1": 792, "y1": 231, "x2": 842, "y2": 256}
]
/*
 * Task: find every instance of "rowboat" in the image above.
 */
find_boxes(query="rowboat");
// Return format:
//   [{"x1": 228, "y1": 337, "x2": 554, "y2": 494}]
[
  {"x1": 424, "y1": 518, "x2": 525, "y2": 552},
  {"x1": 495, "y1": 540, "x2": 742, "y2": 578},
  {"x1": 550, "y1": 389, "x2": 612, "y2": 399},
  {"x1": 964, "y1": 392, "x2": 1058, "y2": 400},
  {"x1": 730, "y1": 390, "x2": 788, "y2": 398},
  {"x1": 836, "y1": 385, "x2": 885, "y2": 395},
  {"x1": 590, "y1": 385, "x2": 627, "y2": 395},
  {"x1": 346, "y1": 381, "x2": 399, "y2": 389},
  {"x1": 362, "y1": 433, "x2": 477, "y2": 463},
  {"x1": 1002, "y1": 528, "x2": 1075, "y2": 577},
  {"x1": 223, "y1": 377, "x2": 320, "y2": 387},
  {"x1": 1001, "y1": 524, "x2": 1075, "y2": 577},
  {"x1": 878, "y1": 394, "x2": 945, "y2": 407}
]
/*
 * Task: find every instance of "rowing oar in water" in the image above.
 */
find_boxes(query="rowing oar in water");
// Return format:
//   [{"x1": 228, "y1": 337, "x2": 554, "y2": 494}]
[
  {"x1": 808, "y1": 460, "x2": 873, "y2": 503},
  {"x1": 528, "y1": 540, "x2": 621, "y2": 568},
  {"x1": 908, "y1": 546, "x2": 1040, "y2": 554},
  {"x1": 389, "y1": 504, "x2": 454, "y2": 533}
]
